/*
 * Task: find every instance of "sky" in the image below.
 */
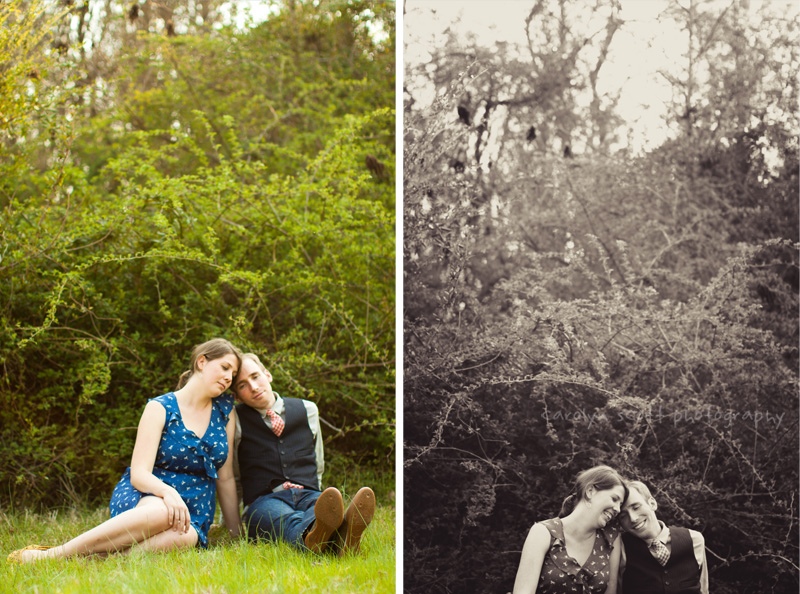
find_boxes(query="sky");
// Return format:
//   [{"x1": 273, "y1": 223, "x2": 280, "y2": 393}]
[
  {"x1": 403, "y1": 0, "x2": 793, "y2": 155},
  {"x1": 403, "y1": 0, "x2": 685, "y2": 154}
]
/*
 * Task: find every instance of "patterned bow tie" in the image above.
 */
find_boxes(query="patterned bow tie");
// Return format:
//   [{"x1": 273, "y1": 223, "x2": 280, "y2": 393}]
[
  {"x1": 266, "y1": 408, "x2": 284, "y2": 436},
  {"x1": 649, "y1": 538, "x2": 670, "y2": 566}
]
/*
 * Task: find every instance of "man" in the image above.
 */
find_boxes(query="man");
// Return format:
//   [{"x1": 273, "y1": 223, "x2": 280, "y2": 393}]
[
  {"x1": 233, "y1": 353, "x2": 375, "y2": 555},
  {"x1": 618, "y1": 481, "x2": 709, "y2": 594}
]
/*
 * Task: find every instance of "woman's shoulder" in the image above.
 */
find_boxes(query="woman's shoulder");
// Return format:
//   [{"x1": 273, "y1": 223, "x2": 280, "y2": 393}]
[
  {"x1": 600, "y1": 518, "x2": 623, "y2": 547},
  {"x1": 214, "y1": 393, "x2": 235, "y2": 419},
  {"x1": 536, "y1": 517, "x2": 562, "y2": 531},
  {"x1": 148, "y1": 392, "x2": 175, "y2": 407},
  {"x1": 532, "y1": 517, "x2": 563, "y2": 542},
  {"x1": 523, "y1": 521, "x2": 555, "y2": 552},
  {"x1": 137, "y1": 395, "x2": 170, "y2": 428},
  {"x1": 145, "y1": 393, "x2": 177, "y2": 421}
]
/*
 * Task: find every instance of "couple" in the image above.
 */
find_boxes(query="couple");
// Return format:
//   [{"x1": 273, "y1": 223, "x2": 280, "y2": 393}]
[
  {"x1": 8, "y1": 338, "x2": 375, "y2": 563},
  {"x1": 512, "y1": 465, "x2": 708, "y2": 594}
]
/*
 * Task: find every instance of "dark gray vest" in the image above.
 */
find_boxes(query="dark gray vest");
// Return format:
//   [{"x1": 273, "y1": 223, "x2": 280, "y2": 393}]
[
  {"x1": 622, "y1": 526, "x2": 702, "y2": 594},
  {"x1": 237, "y1": 397, "x2": 319, "y2": 506}
]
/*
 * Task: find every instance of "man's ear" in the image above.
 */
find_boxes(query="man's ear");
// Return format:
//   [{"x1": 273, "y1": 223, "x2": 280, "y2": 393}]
[
  {"x1": 648, "y1": 497, "x2": 658, "y2": 512},
  {"x1": 265, "y1": 370, "x2": 273, "y2": 383}
]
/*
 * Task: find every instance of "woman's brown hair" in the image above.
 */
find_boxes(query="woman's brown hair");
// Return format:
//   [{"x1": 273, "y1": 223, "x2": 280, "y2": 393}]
[{"x1": 176, "y1": 338, "x2": 242, "y2": 390}]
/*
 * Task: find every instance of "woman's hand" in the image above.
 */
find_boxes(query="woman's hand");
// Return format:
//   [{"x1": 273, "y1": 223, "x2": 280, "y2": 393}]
[{"x1": 162, "y1": 487, "x2": 191, "y2": 533}]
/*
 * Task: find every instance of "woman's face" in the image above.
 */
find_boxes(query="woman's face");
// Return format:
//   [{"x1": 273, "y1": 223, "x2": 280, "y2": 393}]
[
  {"x1": 590, "y1": 484, "x2": 625, "y2": 528},
  {"x1": 198, "y1": 353, "x2": 239, "y2": 395}
]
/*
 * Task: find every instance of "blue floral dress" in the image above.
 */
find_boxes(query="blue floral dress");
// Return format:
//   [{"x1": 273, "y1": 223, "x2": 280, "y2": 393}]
[
  {"x1": 535, "y1": 517, "x2": 621, "y2": 594},
  {"x1": 109, "y1": 392, "x2": 234, "y2": 548}
]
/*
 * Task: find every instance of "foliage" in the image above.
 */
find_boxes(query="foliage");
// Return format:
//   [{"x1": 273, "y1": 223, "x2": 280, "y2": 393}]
[
  {"x1": 403, "y1": 1, "x2": 798, "y2": 593},
  {"x1": 0, "y1": 0, "x2": 395, "y2": 509},
  {"x1": 0, "y1": 502, "x2": 395, "y2": 593}
]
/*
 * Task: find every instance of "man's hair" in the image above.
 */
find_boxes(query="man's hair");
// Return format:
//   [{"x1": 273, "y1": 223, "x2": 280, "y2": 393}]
[
  {"x1": 627, "y1": 480, "x2": 655, "y2": 501},
  {"x1": 232, "y1": 352, "x2": 268, "y2": 393}
]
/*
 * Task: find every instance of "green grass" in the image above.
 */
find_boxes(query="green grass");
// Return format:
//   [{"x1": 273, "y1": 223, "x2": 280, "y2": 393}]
[{"x1": 0, "y1": 504, "x2": 396, "y2": 593}]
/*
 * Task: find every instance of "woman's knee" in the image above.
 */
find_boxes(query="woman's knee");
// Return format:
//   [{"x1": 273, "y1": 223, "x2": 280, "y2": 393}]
[
  {"x1": 173, "y1": 527, "x2": 199, "y2": 548},
  {"x1": 159, "y1": 526, "x2": 199, "y2": 550},
  {"x1": 136, "y1": 524, "x2": 199, "y2": 552},
  {"x1": 135, "y1": 496, "x2": 174, "y2": 532}
]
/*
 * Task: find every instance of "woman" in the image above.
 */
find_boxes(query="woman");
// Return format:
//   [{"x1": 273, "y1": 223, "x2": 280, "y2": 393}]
[
  {"x1": 512, "y1": 465, "x2": 628, "y2": 594},
  {"x1": 8, "y1": 338, "x2": 243, "y2": 563}
]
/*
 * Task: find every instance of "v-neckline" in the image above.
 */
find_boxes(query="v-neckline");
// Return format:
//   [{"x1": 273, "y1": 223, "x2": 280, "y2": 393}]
[
  {"x1": 558, "y1": 518, "x2": 598, "y2": 570},
  {"x1": 173, "y1": 393, "x2": 213, "y2": 440}
]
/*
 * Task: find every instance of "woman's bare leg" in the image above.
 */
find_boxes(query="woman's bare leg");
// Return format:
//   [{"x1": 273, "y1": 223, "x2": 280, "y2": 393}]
[
  {"x1": 18, "y1": 496, "x2": 180, "y2": 563},
  {"x1": 131, "y1": 525, "x2": 198, "y2": 552}
]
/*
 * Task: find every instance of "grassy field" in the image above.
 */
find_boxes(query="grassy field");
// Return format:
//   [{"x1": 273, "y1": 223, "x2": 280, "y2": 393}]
[{"x1": 1, "y1": 503, "x2": 396, "y2": 594}]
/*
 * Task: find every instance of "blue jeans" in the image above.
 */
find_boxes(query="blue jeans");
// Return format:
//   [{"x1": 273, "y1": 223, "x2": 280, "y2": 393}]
[{"x1": 243, "y1": 488, "x2": 321, "y2": 550}]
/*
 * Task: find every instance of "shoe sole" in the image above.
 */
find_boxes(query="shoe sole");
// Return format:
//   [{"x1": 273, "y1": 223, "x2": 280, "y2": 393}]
[
  {"x1": 304, "y1": 487, "x2": 344, "y2": 554},
  {"x1": 338, "y1": 487, "x2": 375, "y2": 556}
]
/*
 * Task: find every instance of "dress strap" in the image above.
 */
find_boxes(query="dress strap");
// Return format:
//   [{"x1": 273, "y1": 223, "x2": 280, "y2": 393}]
[
  {"x1": 600, "y1": 517, "x2": 622, "y2": 550},
  {"x1": 539, "y1": 517, "x2": 565, "y2": 545},
  {"x1": 213, "y1": 393, "x2": 234, "y2": 422},
  {"x1": 149, "y1": 392, "x2": 180, "y2": 420}
]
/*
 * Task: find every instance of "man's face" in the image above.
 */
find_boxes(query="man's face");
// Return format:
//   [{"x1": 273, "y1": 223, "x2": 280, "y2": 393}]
[
  {"x1": 234, "y1": 357, "x2": 276, "y2": 410},
  {"x1": 619, "y1": 487, "x2": 661, "y2": 540}
]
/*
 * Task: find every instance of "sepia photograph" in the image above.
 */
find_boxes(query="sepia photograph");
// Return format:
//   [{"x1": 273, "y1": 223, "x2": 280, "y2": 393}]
[{"x1": 403, "y1": 1, "x2": 799, "y2": 593}]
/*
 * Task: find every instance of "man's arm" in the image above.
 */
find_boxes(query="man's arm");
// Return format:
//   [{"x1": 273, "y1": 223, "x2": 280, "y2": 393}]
[
  {"x1": 605, "y1": 534, "x2": 622, "y2": 594},
  {"x1": 689, "y1": 530, "x2": 709, "y2": 594},
  {"x1": 303, "y1": 400, "x2": 324, "y2": 489},
  {"x1": 233, "y1": 412, "x2": 243, "y2": 503}
]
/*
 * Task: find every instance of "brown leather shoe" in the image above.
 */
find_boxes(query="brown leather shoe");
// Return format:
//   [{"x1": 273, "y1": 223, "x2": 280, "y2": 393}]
[
  {"x1": 303, "y1": 487, "x2": 344, "y2": 554},
  {"x1": 336, "y1": 487, "x2": 375, "y2": 556}
]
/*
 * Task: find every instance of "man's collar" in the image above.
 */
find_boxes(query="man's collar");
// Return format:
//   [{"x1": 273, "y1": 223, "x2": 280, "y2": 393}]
[
  {"x1": 651, "y1": 521, "x2": 669, "y2": 545},
  {"x1": 256, "y1": 393, "x2": 283, "y2": 416}
]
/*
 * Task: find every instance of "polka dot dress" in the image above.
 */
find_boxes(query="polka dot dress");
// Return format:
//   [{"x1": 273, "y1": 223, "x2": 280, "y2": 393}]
[
  {"x1": 535, "y1": 517, "x2": 621, "y2": 594},
  {"x1": 109, "y1": 392, "x2": 234, "y2": 548}
]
